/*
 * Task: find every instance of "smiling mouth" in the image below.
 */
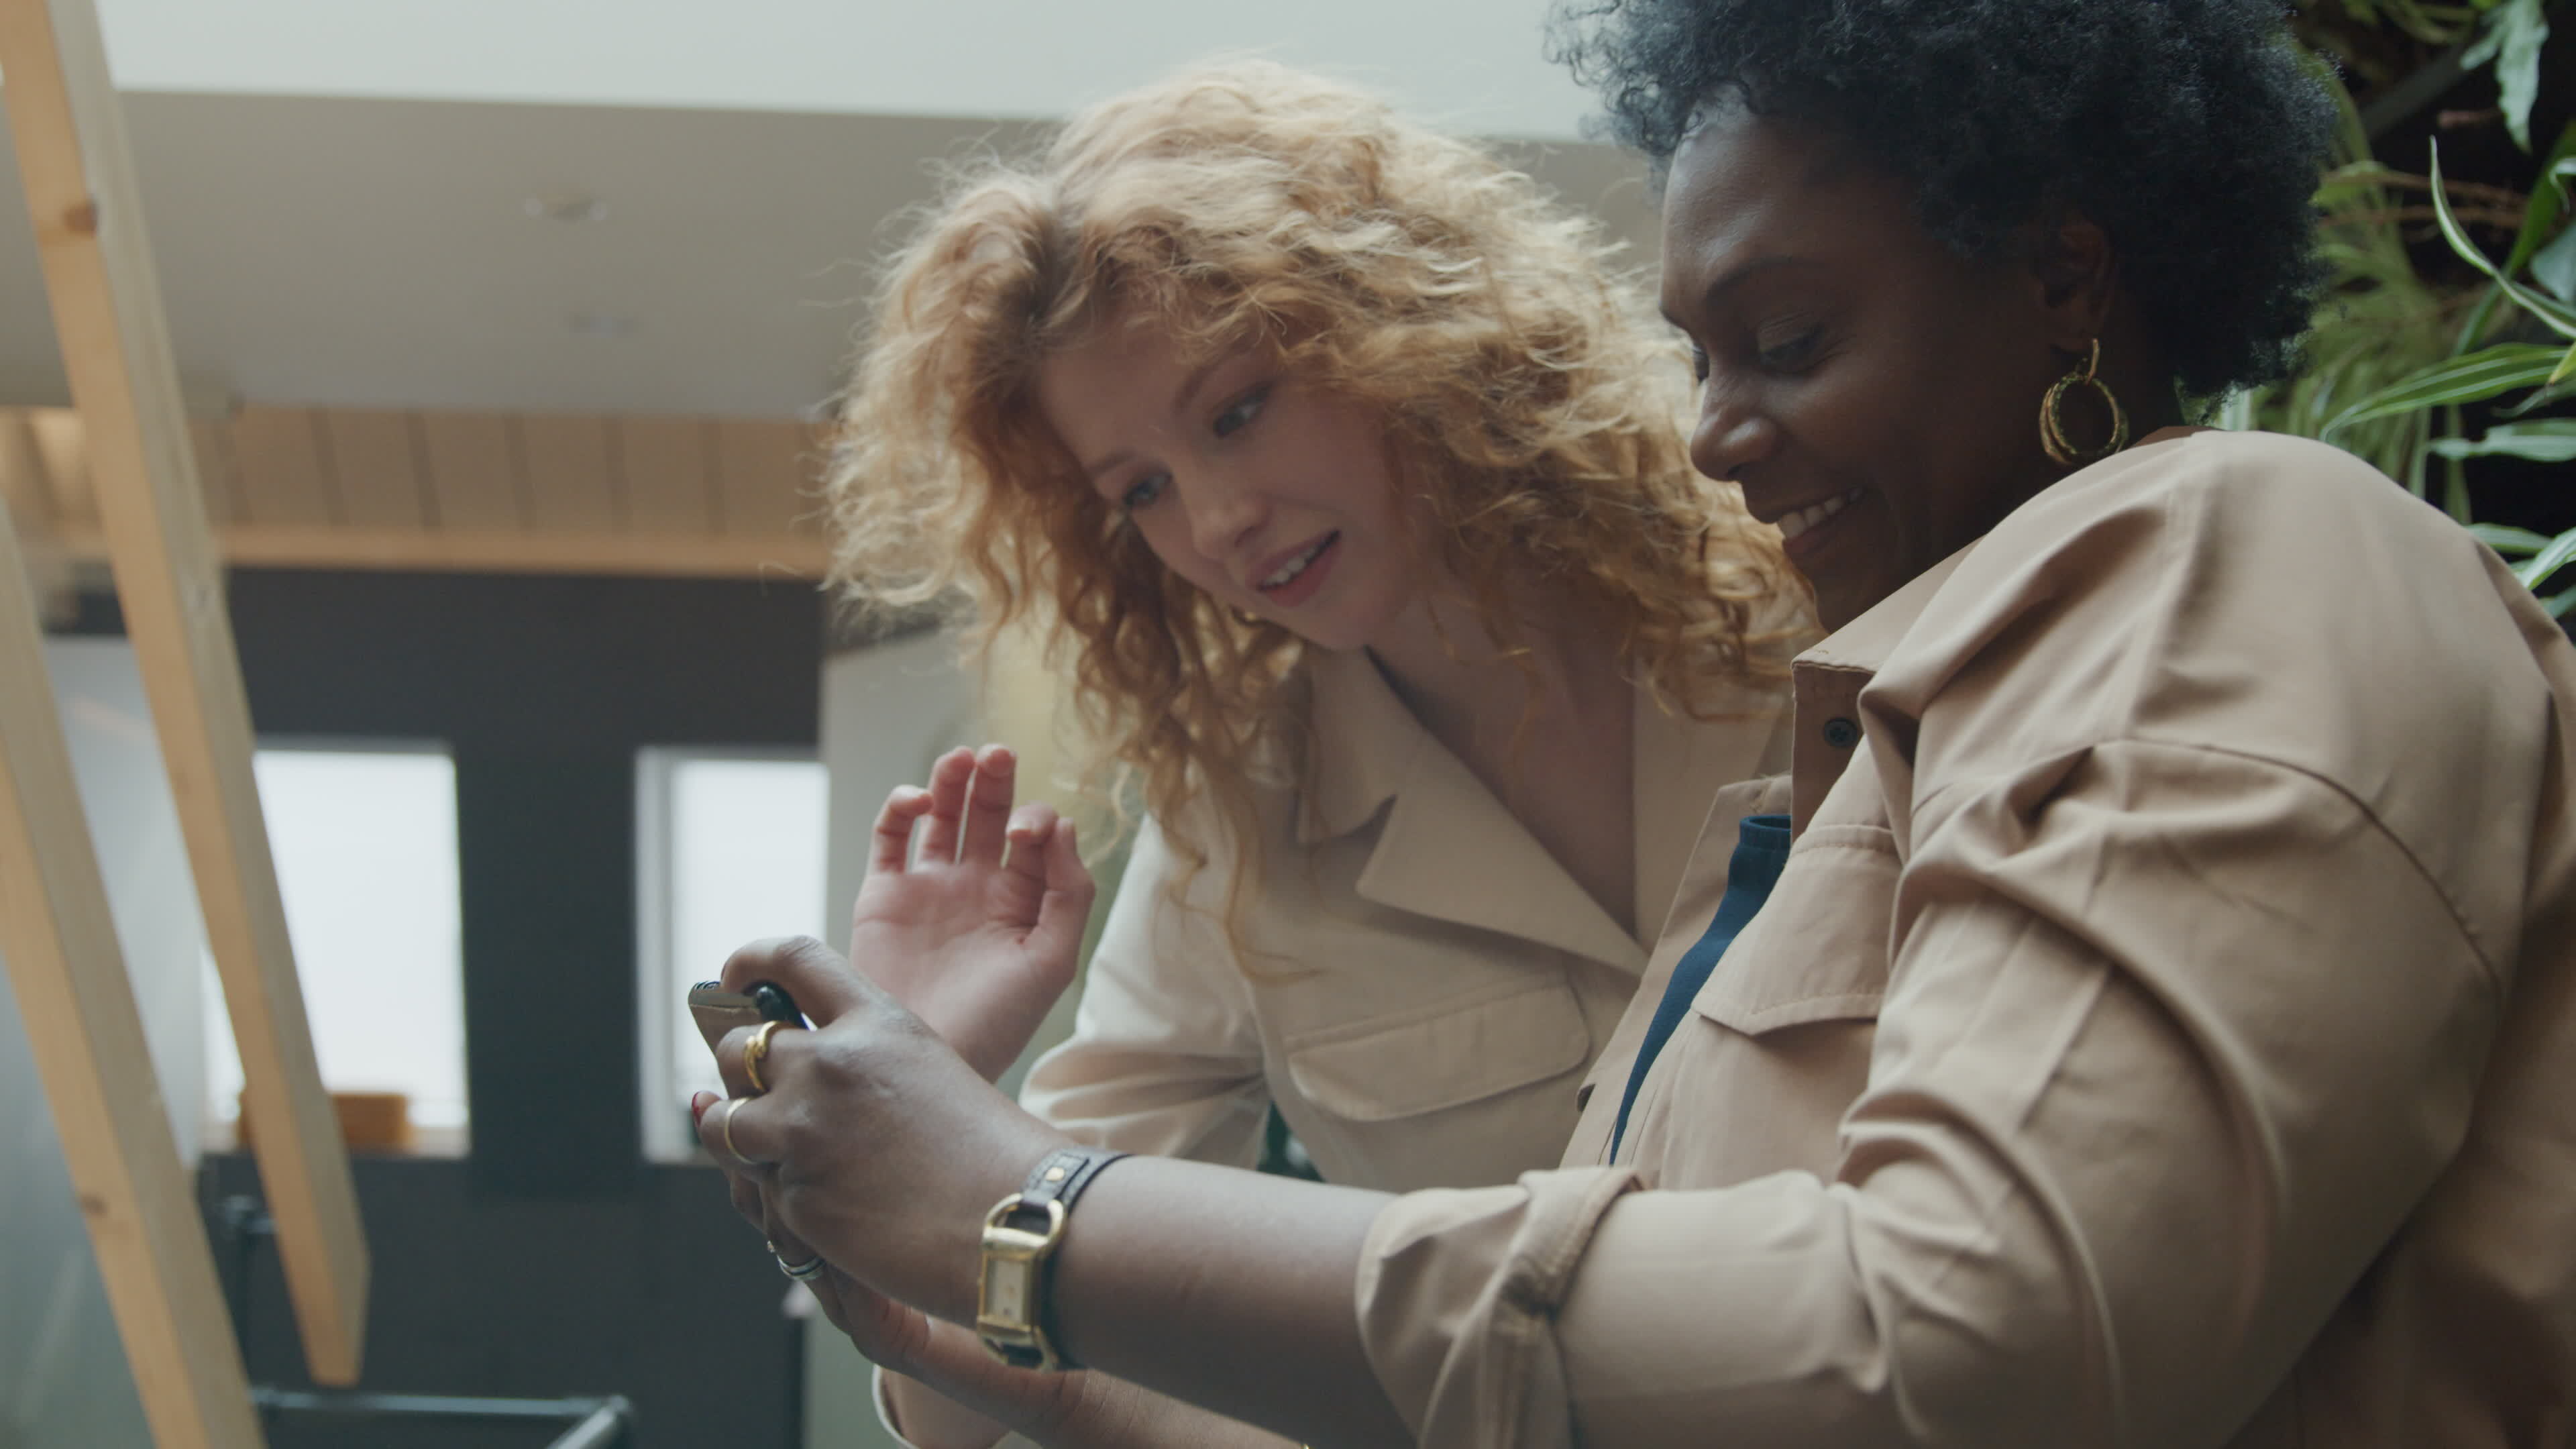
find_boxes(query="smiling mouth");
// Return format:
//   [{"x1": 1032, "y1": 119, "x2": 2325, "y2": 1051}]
[
  {"x1": 1774, "y1": 489, "x2": 1862, "y2": 542},
  {"x1": 1259, "y1": 533, "x2": 1338, "y2": 590}
]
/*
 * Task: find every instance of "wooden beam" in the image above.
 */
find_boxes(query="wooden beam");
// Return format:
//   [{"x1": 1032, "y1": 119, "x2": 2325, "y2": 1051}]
[
  {"x1": 54, "y1": 521, "x2": 828, "y2": 579},
  {"x1": 714, "y1": 418, "x2": 814, "y2": 538},
  {"x1": 0, "y1": 509, "x2": 265, "y2": 1449},
  {"x1": 228, "y1": 409, "x2": 335, "y2": 526},
  {"x1": 317, "y1": 411, "x2": 428, "y2": 529},
  {"x1": 520, "y1": 414, "x2": 618, "y2": 532},
  {"x1": 616, "y1": 415, "x2": 716, "y2": 534},
  {"x1": 0, "y1": 0, "x2": 370, "y2": 1386},
  {"x1": 416, "y1": 412, "x2": 523, "y2": 531}
]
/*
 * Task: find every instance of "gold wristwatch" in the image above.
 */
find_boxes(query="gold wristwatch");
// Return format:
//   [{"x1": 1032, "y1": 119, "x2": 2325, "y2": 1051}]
[{"x1": 976, "y1": 1146, "x2": 1129, "y2": 1371}]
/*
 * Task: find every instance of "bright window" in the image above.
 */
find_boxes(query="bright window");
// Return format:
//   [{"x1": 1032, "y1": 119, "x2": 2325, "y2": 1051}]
[
  {"x1": 204, "y1": 745, "x2": 466, "y2": 1147},
  {"x1": 637, "y1": 751, "x2": 829, "y2": 1162}
]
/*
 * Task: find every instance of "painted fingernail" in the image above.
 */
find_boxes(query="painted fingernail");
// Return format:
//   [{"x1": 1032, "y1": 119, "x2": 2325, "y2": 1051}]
[{"x1": 690, "y1": 1091, "x2": 718, "y2": 1125}]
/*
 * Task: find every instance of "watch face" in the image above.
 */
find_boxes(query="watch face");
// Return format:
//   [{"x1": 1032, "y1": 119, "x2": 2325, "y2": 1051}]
[{"x1": 982, "y1": 1255, "x2": 1031, "y2": 1324}]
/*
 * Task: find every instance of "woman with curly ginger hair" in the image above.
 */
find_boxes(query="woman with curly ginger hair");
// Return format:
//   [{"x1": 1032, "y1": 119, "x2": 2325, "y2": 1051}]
[{"x1": 791, "y1": 59, "x2": 1801, "y2": 1448}]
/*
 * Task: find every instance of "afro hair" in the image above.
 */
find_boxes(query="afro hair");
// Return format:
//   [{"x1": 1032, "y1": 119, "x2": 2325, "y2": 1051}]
[{"x1": 1550, "y1": 0, "x2": 2335, "y2": 396}]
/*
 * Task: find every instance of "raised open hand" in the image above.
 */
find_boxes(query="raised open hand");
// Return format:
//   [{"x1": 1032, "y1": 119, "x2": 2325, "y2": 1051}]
[{"x1": 852, "y1": 744, "x2": 1095, "y2": 1081}]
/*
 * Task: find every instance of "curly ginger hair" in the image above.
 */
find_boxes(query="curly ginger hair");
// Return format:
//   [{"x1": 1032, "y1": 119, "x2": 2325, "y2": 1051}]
[{"x1": 824, "y1": 59, "x2": 1797, "y2": 896}]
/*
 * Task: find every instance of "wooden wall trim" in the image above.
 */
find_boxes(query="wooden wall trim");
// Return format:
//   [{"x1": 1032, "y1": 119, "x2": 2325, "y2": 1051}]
[
  {"x1": 1, "y1": 0, "x2": 370, "y2": 1390},
  {"x1": 0, "y1": 497, "x2": 264, "y2": 1448},
  {"x1": 52, "y1": 522, "x2": 829, "y2": 578}
]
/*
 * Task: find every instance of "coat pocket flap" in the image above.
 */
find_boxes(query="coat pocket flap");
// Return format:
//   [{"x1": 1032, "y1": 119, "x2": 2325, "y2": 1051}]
[
  {"x1": 1690, "y1": 823, "x2": 1896, "y2": 1035},
  {"x1": 1285, "y1": 977, "x2": 1593, "y2": 1123}
]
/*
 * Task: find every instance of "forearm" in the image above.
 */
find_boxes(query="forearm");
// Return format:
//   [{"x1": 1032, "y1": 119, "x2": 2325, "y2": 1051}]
[
  {"x1": 882, "y1": 1369, "x2": 1010, "y2": 1449},
  {"x1": 1046, "y1": 1157, "x2": 1411, "y2": 1449},
  {"x1": 883, "y1": 1317, "x2": 1334, "y2": 1449},
  {"x1": 1045, "y1": 1372, "x2": 1309, "y2": 1449}
]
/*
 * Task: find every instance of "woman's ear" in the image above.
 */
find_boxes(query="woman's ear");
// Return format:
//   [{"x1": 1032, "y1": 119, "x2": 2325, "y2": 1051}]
[{"x1": 2029, "y1": 213, "x2": 2119, "y2": 353}]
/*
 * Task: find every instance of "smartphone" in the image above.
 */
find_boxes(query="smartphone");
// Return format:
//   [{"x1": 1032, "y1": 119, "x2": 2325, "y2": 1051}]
[{"x1": 686, "y1": 979, "x2": 805, "y2": 1054}]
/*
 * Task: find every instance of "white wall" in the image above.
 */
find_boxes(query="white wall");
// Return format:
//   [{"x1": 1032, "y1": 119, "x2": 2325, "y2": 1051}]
[
  {"x1": 0, "y1": 640, "x2": 209, "y2": 1448},
  {"x1": 95, "y1": 0, "x2": 1597, "y2": 140},
  {"x1": 809, "y1": 627, "x2": 979, "y2": 1449}
]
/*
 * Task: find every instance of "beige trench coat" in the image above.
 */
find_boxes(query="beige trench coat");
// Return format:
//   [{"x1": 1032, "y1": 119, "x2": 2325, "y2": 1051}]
[
  {"x1": 879, "y1": 633, "x2": 1794, "y2": 1444},
  {"x1": 1021, "y1": 642, "x2": 1794, "y2": 1191},
  {"x1": 1357, "y1": 429, "x2": 2576, "y2": 1447}
]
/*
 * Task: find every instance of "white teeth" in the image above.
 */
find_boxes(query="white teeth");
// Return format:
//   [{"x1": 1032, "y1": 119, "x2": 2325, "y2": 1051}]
[
  {"x1": 1261, "y1": 536, "x2": 1331, "y2": 588},
  {"x1": 1775, "y1": 489, "x2": 1860, "y2": 541}
]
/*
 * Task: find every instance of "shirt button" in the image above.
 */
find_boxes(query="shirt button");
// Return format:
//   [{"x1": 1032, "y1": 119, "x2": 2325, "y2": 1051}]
[{"x1": 1821, "y1": 716, "x2": 1861, "y2": 749}]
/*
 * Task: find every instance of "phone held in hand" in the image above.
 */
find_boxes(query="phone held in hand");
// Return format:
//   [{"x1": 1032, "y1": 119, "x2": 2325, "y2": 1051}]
[{"x1": 686, "y1": 979, "x2": 805, "y2": 1053}]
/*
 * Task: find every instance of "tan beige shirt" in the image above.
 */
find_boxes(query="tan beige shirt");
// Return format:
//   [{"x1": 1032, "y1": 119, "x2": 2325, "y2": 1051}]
[
  {"x1": 1356, "y1": 429, "x2": 2576, "y2": 1446},
  {"x1": 1021, "y1": 643, "x2": 1794, "y2": 1191}
]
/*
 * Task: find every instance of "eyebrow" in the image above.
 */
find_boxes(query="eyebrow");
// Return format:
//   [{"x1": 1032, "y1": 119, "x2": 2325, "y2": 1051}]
[
  {"x1": 1660, "y1": 253, "x2": 1818, "y2": 327},
  {"x1": 1077, "y1": 353, "x2": 1234, "y2": 483}
]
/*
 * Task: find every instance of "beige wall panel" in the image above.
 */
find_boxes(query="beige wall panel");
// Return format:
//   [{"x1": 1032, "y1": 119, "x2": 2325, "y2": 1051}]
[
  {"x1": 714, "y1": 418, "x2": 816, "y2": 537},
  {"x1": 616, "y1": 415, "x2": 714, "y2": 534},
  {"x1": 518, "y1": 413, "x2": 616, "y2": 532},
  {"x1": 229, "y1": 408, "x2": 336, "y2": 526},
  {"x1": 27, "y1": 407, "x2": 90, "y2": 522},
  {"x1": 187, "y1": 419, "x2": 241, "y2": 527},
  {"x1": 316, "y1": 411, "x2": 424, "y2": 529},
  {"x1": 417, "y1": 413, "x2": 523, "y2": 531},
  {"x1": 0, "y1": 413, "x2": 56, "y2": 528}
]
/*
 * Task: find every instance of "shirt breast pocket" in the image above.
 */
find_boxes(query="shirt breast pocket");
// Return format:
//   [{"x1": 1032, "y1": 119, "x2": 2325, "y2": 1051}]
[
  {"x1": 1690, "y1": 822, "x2": 1896, "y2": 1032},
  {"x1": 1642, "y1": 823, "x2": 1896, "y2": 1183},
  {"x1": 1283, "y1": 975, "x2": 1594, "y2": 1124}
]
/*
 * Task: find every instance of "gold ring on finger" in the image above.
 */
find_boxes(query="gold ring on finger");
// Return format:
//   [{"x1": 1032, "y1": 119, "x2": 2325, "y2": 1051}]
[
  {"x1": 743, "y1": 1018, "x2": 787, "y2": 1095},
  {"x1": 718, "y1": 1095, "x2": 760, "y2": 1167}
]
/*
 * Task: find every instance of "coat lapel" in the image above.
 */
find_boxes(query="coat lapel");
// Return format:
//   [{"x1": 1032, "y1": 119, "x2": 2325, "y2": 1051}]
[
  {"x1": 1297, "y1": 648, "x2": 1786, "y2": 975},
  {"x1": 1629, "y1": 680, "x2": 1795, "y2": 947}
]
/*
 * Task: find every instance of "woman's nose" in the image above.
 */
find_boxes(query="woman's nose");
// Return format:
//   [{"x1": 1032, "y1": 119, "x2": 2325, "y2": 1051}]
[
  {"x1": 1690, "y1": 384, "x2": 1779, "y2": 483},
  {"x1": 1183, "y1": 470, "x2": 1267, "y2": 559}
]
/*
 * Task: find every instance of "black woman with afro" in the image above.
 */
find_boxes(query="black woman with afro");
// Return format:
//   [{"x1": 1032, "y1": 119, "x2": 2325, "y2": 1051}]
[{"x1": 684, "y1": 4, "x2": 2576, "y2": 1445}]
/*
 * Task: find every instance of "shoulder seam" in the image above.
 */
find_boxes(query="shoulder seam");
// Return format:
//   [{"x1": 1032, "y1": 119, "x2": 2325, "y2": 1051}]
[{"x1": 1917, "y1": 735, "x2": 2504, "y2": 989}]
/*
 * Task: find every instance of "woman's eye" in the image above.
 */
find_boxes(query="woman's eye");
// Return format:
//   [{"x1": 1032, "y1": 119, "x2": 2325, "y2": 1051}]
[
  {"x1": 1688, "y1": 343, "x2": 1711, "y2": 384},
  {"x1": 1212, "y1": 383, "x2": 1271, "y2": 439},
  {"x1": 1757, "y1": 327, "x2": 1823, "y2": 373},
  {"x1": 1119, "y1": 471, "x2": 1169, "y2": 513}
]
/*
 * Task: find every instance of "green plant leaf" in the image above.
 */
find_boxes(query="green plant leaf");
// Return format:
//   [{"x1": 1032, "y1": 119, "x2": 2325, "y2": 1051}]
[
  {"x1": 2499, "y1": 368, "x2": 2576, "y2": 415},
  {"x1": 2322, "y1": 343, "x2": 2572, "y2": 433},
  {"x1": 2471, "y1": 522, "x2": 2554, "y2": 555},
  {"x1": 2550, "y1": 584, "x2": 2576, "y2": 619},
  {"x1": 2430, "y1": 144, "x2": 2576, "y2": 337},
  {"x1": 2513, "y1": 527, "x2": 2576, "y2": 590},
  {"x1": 2460, "y1": 0, "x2": 2550, "y2": 150},
  {"x1": 2506, "y1": 121, "x2": 2576, "y2": 280},
  {"x1": 2538, "y1": 226, "x2": 2576, "y2": 303},
  {"x1": 2426, "y1": 419, "x2": 2576, "y2": 460}
]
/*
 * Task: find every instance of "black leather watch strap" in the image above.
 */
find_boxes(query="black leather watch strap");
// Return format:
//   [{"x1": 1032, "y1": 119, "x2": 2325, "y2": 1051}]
[
  {"x1": 1001, "y1": 1146, "x2": 1129, "y2": 1234},
  {"x1": 992, "y1": 1146, "x2": 1127, "y2": 1370}
]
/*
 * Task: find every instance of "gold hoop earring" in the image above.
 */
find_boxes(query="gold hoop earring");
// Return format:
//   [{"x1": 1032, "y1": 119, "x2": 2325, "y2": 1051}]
[{"x1": 2039, "y1": 338, "x2": 2131, "y2": 467}]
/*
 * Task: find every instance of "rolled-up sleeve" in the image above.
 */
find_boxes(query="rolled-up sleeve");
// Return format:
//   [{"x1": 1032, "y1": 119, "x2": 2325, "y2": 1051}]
[{"x1": 1358, "y1": 742, "x2": 2504, "y2": 1446}]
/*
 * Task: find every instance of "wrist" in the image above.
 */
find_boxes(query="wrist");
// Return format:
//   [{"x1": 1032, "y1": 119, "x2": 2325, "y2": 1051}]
[
  {"x1": 926, "y1": 1118, "x2": 1076, "y2": 1324},
  {"x1": 972, "y1": 1144, "x2": 1131, "y2": 1373}
]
